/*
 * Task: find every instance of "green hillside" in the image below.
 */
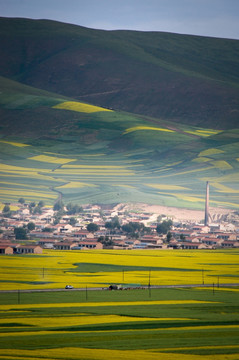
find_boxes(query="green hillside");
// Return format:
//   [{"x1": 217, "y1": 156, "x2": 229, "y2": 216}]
[
  {"x1": 0, "y1": 17, "x2": 239, "y2": 129},
  {"x1": 0, "y1": 18, "x2": 239, "y2": 209},
  {"x1": 0, "y1": 76, "x2": 239, "y2": 209}
]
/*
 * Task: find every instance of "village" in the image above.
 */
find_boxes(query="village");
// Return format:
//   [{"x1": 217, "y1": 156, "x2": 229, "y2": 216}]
[{"x1": 0, "y1": 199, "x2": 239, "y2": 255}]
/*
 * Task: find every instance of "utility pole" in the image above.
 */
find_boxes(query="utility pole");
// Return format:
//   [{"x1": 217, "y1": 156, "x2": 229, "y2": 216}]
[{"x1": 148, "y1": 269, "x2": 151, "y2": 298}]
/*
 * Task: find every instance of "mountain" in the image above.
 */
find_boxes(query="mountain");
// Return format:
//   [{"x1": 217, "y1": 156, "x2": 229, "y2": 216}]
[
  {"x1": 0, "y1": 18, "x2": 239, "y2": 210},
  {"x1": 1, "y1": 17, "x2": 239, "y2": 129}
]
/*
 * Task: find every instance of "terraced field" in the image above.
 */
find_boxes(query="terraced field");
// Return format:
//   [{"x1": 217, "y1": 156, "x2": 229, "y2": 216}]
[
  {"x1": 0, "y1": 249, "x2": 239, "y2": 360},
  {"x1": 0, "y1": 80, "x2": 239, "y2": 208}
]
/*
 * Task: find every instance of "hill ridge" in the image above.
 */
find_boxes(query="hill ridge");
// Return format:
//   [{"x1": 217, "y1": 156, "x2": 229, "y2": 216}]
[{"x1": 0, "y1": 18, "x2": 239, "y2": 208}]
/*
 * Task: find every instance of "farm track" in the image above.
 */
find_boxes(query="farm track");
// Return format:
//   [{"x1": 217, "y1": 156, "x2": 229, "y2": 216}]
[{"x1": 1, "y1": 283, "x2": 239, "y2": 293}]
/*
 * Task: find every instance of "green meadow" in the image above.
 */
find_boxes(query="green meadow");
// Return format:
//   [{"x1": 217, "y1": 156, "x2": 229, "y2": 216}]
[{"x1": 0, "y1": 288, "x2": 239, "y2": 360}]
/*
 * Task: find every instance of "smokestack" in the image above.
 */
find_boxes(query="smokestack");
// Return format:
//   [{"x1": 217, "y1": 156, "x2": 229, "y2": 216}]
[{"x1": 204, "y1": 181, "x2": 209, "y2": 226}]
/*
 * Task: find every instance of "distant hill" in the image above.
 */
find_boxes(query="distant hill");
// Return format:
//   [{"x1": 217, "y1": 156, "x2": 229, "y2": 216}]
[
  {"x1": 0, "y1": 17, "x2": 239, "y2": 129},
  {"x1": 0, "y1": 18, "x2": 239, "y2": 209}
]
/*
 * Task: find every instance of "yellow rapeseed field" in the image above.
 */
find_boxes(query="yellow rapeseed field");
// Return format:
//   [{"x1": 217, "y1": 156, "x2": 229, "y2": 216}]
[
  {"x1": 56, "y1": 181, "x2": 97, "y2": 189},
  {"x1": 123, "y1": 126, "x2": 174, "y2": 134},
  {"x1": 1, "y1": 347, "x2": 239, "y2": 360},
  {"x1": 199, "y1": 148, "x2": 224, "y2": 156},
  {"x1": 0, "y1": 188, "x2": 57, "y2": 199},
  {"x1": 186, "y1": 129, "x2": 221, "y2": 137},
  {"x1": 0, "y1": 249, "x2": 238, "y2": 290},
  {"x1": 0, "y1": 181, "x2": 49, "y2": 189},
  {"x1": 0, "y1": 164, "x2": 49, "y2": 172},
  {"x1": 53, "y1": 101, "x2": 113, "y2": 113},
  {"x1": 200, "y1": 172, "x2": 239, "y2": 183},
  {"x1": 210, "y1": 160, "x2": 233, "y2": 170},
  {"x1": 0, "y1": 140, "x2": 30, "y2": 147},
  {"x1": 28, "y1": 155, "x2": 76, "y2": 164},
  {"x1": 0, "y1": 300, "x2": 215, "y2": 311},
  {"x1": 53, "y1": 168, "x2": 135, "y2": 176},
  {"x1": 192, "y1": 157, "x2": 211, "y2": 163},
  {"x1": 0, "y1": 314, "x2": 196, "y2": 328},
  {"x1": 145, "y1": 184, "x2": 189, "y2": 190},
  {"x1": 210, "y1": 182, "x2": 239, "y2": 193},
  {"x1": 157, "y1": 166, "x2": 214, "y2": 178},
  {"x1": 62, "y1": 165, "x2": 128, "y2": 168}
]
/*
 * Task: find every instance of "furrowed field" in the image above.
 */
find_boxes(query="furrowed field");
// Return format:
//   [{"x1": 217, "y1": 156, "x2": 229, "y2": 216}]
[
  {"x1": 1, "y1": 86, "x2": 239, "y2": 208},
  {"x1": 0, "y1": 250, "x2": 239, "y2": 360}
]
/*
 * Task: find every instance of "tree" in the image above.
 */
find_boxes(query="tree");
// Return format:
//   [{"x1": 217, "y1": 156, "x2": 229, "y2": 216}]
[
  {"x1": 42, "y1": 227, "x2": 54, "y2": 232},
  {"x1": 87, "y1": 223, "x2": 99, "y2": 232},
  {"x1": 2, "y1": 205, "x2": 11, "y2": 217},
  {"x1": 29, "y1": 202, "x2": 36, "y2": 214},
  {"x1": 27, "y1": 222, "x2": 35, "y2": 231},
  {"x1": 180, "y1": 234, "x2": 186, "y2": 240},
  {"x1": 105, "y1": 216, "x2": 120, "y2": 230},
  {"x1": 53, "y1": 200, "x2": 64, "y2": 212},
  {"x1": 66, "y1": 203, "x2": 83, "y2": 215},
  {"x1": 122, "y1": 222, "x2": 145, "y2": 235},
  {"x1": 156, "y1": 220, "x2": 173, "y2": 234},
  {"x1": 122, "y1": 223, "x2": 134, "y2": 233},
  {"x1": 33, "y1": 206, "x2": 42, "y2": 215},
  {"x1": 38, "y1": 200, "x2": 45, "y2": 208},
  {"x1": 3, "y1": 205, "x2": 10, "y2": 213},
  {"x1": 69, "y1": 217, "x2": 77, "y2": 226},
  {"x1": 111, "y1": 216, "x2": 120, "y2": 229},
  {"x1": 18, "y1": 198, "x2": 25, "y2": 204},
  {"x1": 14, "y1": 227, "x2": 27, "y2": 240},
  {"x1": 53, "y1": 210, "x2": 63, "y2": 225},
  {"x1": 166, "y1": 231, "x2": 172, "y2": 242},
  {"x1": 98, "y1": 236, "x2": 114, "y2": 247}
]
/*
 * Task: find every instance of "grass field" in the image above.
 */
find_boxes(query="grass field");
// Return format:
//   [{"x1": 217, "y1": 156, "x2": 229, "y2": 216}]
[
  {"x1": 0, "y1": 249, "x2": 239, "y2": 359},
  {"x1": 0, "y1": 77, "x2": 239, "y2": 208},
  {"x1": 0, "y1": 286, "x2": 238, "y2": 359}
]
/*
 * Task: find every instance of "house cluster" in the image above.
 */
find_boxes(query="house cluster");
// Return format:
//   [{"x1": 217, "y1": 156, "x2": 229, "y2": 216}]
[{"x1": 0, "y1": 202, "x2": 239, "y2": 254}]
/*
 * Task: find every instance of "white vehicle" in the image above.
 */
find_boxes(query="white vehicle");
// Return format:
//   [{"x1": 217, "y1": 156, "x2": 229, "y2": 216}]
[{"x1": 65, "y1": 285, "x2": 74, "y2": 289}]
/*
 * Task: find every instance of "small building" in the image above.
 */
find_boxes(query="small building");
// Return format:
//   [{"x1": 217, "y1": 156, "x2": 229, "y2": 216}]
[
  {"x1": 73, "y1": 230, "x2": 91, "y2": 239},
  {"x1": 72, "y1": 241, "x2": 103, "y2": 250},
  {"x1": 180, "y1": 242, "x2": 207, "y2": 250},
  {"x1": 37, "y1": 238, "x2": 58, "y2": 249},
  {"x1": 15, "y1": 245, "x2": 43, "y2": 254},
  {"x1": 54, "y1": 242, "x2": 78, "y2": 250},
  {"x1": 201, "y1": 238, "x2": 223, "y2": 247},
  {"x1": 0, "y1": 246, "x2": 13, "y2": 254},
  {"x1": 139, "y1": 235, "x2": 163, "y2": 246},
  {"x1": 216, "y1": 233, "x2": 237, "y2": 241},
  {"x1": 221, "y1": 240, "x2": 239, "y2": 248}
]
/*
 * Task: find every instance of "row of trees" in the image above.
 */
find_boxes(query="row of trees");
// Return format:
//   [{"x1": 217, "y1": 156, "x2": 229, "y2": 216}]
[
  {"x1": 86, "y1": 218, "x2": 173, "y2": 239},
  {"x1": 14, "y1": 222, "x2": 36, "y2": 239}
]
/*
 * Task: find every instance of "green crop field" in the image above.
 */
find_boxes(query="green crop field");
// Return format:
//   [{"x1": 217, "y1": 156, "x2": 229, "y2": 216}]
[
  {"x1": 0, "y1": 81, "x2": 239, "y2": 208},
  {"x1": 0, "y1": 287, "x2": 239, "y2": 360},
  {"x1": 1, "y1": 249, "x2": 239, "y2": 359}
]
